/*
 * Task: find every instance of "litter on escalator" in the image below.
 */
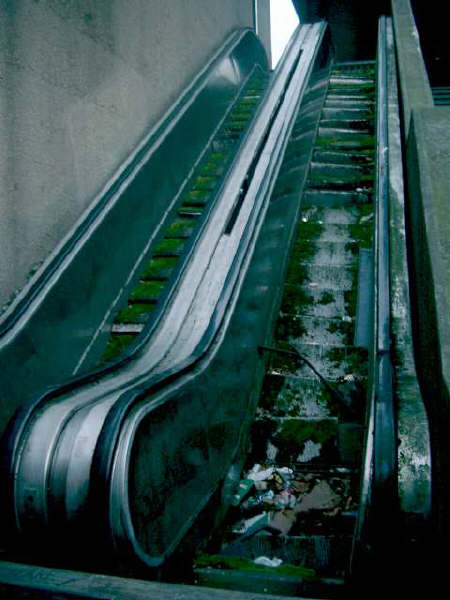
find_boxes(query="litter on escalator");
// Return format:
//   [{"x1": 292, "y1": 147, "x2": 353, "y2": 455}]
[
  {"x1": 231, "y1": 478, "x2": 255, "y2": 507},
  {"x1": 296, "y1": 439, "x2": 322, "y2": 462},
  {"x1": 229, "y1": 461, "x2": 354, "y2": 544},
  {"x1": 253, "y1": 556, "x2": 283, "y2": 567}
]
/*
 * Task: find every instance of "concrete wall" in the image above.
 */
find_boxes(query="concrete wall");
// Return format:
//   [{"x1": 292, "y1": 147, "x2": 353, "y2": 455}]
[
  {"x1": 392, "y1": 0, "x2": 450, "y2": 562},
  {"x1": 406, "y1": 107, "x2": 450, "y2": 554},
  {"x1": 255, "y1": 0, "x2": 271, "y2": 67},
  {"x1": 0, "y1": 0, "x2": 255, "y2": 308}
]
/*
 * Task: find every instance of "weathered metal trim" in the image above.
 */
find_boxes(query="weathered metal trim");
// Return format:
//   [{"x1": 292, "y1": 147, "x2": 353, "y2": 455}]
[{"x1": 351, "y1": 15, "x2": 397, "y2": 577}]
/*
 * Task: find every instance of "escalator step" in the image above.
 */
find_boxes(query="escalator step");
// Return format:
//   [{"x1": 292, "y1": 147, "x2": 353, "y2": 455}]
[
  {"x1": 317, "y1": 126, "x2": 374, "y2": 140},
  {"x1": 314, "y1": 138, "x2": 374, "y2": 152},
  {"x1": 182, "y1": 189, "x2": 210, "y2": 204},
  {"x1": 319, "y1": 118, "x2": 373, "y2": 131},
  {"x1": 164, "y1": 218, "x2": 196, "y2": 239},
  {"x1": 303, "y1": 189, "x2": 369, "y2": 207},
  {"x1": 129, "y1": 280, "x2": 166, "y2": 303},
  {"x1": 299, "y1": 204, "x2": 363, "y2": 224},
  {"x1": 250, "y1": 416, "x2": 340, "y2": 464},
  {"x1": 306, "y1": 177, "x2": 373, "y2": 192},
  {"x1": 111, "y1": 323, "x2": 144, "y2": 334},
  {"x1": 178, "y1": 207, "x2": 203, "y2": 217},
  {"x1": 321, "y1": 107, "x2": 373, "y2": 120},
  {"x1": 141, "y1": 257, "x2": 178, "y2": 280},
  {"x1": 327, "y1": 86, "x2": 375, "y2": 96},
  {"x1": 192, "y1": 176, "x2": 216, "y2": 191},
  {"x1": 310, "y1": 161, "x2": 372, "y2": 179},
  {"x1": 329, "y1": 76, "x2": 374, "y2": 86},
  {"x1": 115, "y1": 302, "x2": 156, "y2": 324},
  {"x1": 153, "y1": 237, "x2": 186, "y2": 257},
  {"x1": 100, "y1": 333, "x2": 137, "y2": 363},
  {"x1": 313, "y1": 149, "x2": 374, "y2": 165},
  {"x1": 325, "y1": 96, "x2": 374, "y2": 106}
]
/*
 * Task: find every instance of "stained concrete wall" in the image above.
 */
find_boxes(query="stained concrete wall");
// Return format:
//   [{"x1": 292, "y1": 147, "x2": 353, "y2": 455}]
[
  {"x1": 405, "y1": 107, "x2": 450, "y2": 556},
  {"x1": 0, "y1": 0, "x2": 257, "y2": 308},
  {"x1": 255, "y1": 0, "x2": 271, "y2": 67},
  {"x1": 392, "y1": 0, "x2": 450, "y2": 562}
]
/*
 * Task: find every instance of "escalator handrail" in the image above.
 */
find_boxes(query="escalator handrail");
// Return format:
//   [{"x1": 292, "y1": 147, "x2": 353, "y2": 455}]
[
  {"x1": 0, "y1": 28, "x2": 271, "y2": 540},
  {"x1": 3, "y1": 24, "x2": 319, "y2": 542},
  {"x1": 91, "y1": 23, "x2": 330, "y2": 568},
  {"x1": 351, "y1": 15, "x2": 397, "y2": 574}
]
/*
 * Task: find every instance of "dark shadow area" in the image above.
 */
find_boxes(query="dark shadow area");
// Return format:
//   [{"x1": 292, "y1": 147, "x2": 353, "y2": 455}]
[{"x1": 411, "y1": 0, "x2": 450, "y2": 86}]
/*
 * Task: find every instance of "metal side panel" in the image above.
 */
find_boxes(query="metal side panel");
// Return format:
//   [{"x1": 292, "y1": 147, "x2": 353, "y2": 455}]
[{"x1": 0, "y1": 28, "x2": 268, "y2": 435}]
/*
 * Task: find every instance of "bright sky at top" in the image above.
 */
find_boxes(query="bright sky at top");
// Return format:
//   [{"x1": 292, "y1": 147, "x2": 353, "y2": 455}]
[{"x1": 270, "y1": 0, "x2": 300, "y2": 68}]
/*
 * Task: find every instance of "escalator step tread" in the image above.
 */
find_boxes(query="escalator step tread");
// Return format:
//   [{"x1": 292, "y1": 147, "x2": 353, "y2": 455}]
[
  {"x1": 115, "y1": 302, "x2": 156, "y2": 324},
  {"x1": 129, "y1": 280, "x2": 166, "y2": 303},
  {"x1": 313, "y1": 149, "x2": 374, "y2": 165},
  {"x1": 100, "y1": 333, "x2": 137, "y2": 363},
  {"x1": 303, "y1": 189, "x2": 371, "y2": 207},
  {"x1": 141, "y1": 257, "x2": 178, "y2": 280},
  {"x1": 164, "y1": 218, "x2": 196, "y2": 239},
  {"x1": 153, "y1": 237, "x2": 186, "y2": 256},
  {"x1": 111, "y1": 323, "x2": 144, "y2": 334}
]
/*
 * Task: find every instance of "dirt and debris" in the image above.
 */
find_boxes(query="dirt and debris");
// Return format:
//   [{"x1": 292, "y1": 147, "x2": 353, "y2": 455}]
[{"x1": 230, "y1": 463, "x2": 357, "y2": 540}]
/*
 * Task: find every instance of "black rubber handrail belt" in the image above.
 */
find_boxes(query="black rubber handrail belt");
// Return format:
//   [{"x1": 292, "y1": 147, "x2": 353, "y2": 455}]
[
  {"x1": 90, "y1": 26, "x2": 325, "y2": 567},
  {"x1": 91, "y1": 24, "x2": 329, "y2": 567},
  {"x1": 351, "y1": 15, "x2": 397, "y2": 578}
]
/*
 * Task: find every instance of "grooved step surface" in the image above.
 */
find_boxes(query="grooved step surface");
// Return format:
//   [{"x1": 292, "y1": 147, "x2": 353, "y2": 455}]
[
  {"x1": 97, "y1": 68, "x2": 270, "y2": 365},
  {"x1": 313, "y1": 149, "x2": 374, "y2": 165}
]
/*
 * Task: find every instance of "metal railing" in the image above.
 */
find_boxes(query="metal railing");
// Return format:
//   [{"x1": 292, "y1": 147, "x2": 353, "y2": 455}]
[{"x1": 350, "y1": 15, "x2": 397, "y2": 582}]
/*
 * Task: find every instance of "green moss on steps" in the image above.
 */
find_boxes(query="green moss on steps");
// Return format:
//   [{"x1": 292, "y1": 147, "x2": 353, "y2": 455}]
[
  {"x1": 153, "y1": 237, "x2": 186, "y2": 256},
  {"x1": 129, "y1": 280, "x2": 165, "y2": 302},
  {"x1": 101, "y1": 333, "x2": 137, "y2": 364},
  {"x1": 319, "y1": 290, "x2": 335, "y2": 305},
  {"x1": 275, "y1": 313, "x2": 307, "y2": 341},
  {"x1": 315, "y1": 135, "x2": 375, "y2": 150},
  {"x1": 183, "y1": 189, "x2": 210, "y2": 205},
  {"x1": 194, "y1": 553, "x2": 317, "y2": 580},
  {"x1": 281, "y1": 284, "x2": 314, "y2": 314},
  {"x1": 164, "y1": 219, "x2": 196, "y2": 238},
  {"x1": 141, "y1": 257, "x2": 178, "y2": 280},
  {"x1": 274, "y1": 418, "x2": 337, "y2": 448},
  {"x1": 192, "y1": 175, "x2": 216, "y2": 191}
]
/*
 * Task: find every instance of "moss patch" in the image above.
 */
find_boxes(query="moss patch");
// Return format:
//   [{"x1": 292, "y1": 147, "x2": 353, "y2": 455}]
[
  {"x1": 153, "y1": 237, "x2": 186, "y2": 256},
  {"x1": 183, "y1": 189, "x2": 210, "y2": 205},
  {"x1": 275, "y1": 314, "x2": 306, "y2": 342},
  {"x1": 141, "y1": 257, "x2": 177, "y2": 280},
  {"x1": 327, "y1": 318, "x2": 354, "y2": 345},
  {"x1": 100, "y1": 333, "x2": 136, "y2": 364},
  {"x1": 318, "y1": 290, "x2": 335, "y2": 305},
  {"x1": 164, "y1": 219, "x2": 196, "y2": 238},
  {"x1": 281, "y1": 284, "x2": 314, "y2": 314},
  {"x1": 195, "y1": 553, "x2": 317, "y2": 580},
  {"x1": 129, "y1": 281, "x2": 165, "y2": 302},
  {"x1": 274, "y1": 418, "x2": 337, "y2": 448}
]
